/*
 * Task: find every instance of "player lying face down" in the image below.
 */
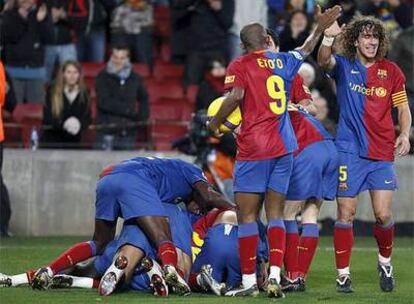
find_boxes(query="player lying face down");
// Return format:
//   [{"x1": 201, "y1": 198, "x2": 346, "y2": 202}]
[
  {"x1": 30, "y1": 157, "x2": 234, "y2": 295},
  {"x1": 0, "y1": 203, "x2": 194, "y2": 297}
]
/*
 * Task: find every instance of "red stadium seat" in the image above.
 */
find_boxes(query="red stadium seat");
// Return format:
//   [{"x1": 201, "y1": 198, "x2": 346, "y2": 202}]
[
  {"x1": 12, "y1": 103, "x2": 44, "y2": 148},
  {"x1": 151, "y1": 98, "x2": 193, "y2": 121},
  {"x1": 153, "y1": 61, "x2": 184, "y2": 81},
  {"x1": 145, "y1": 79, "x2": 185, "y2": 102},
  {"x1": 185, "y1": 84, "x2": 199, "y2": 104},
  {"x1": 160, "y1": 42, "x2": 171, "y2": 62},
  {"x1": 12, "y1": 103, "x2": 43, "y2": 123},
  {"x1": 84, "y1": 77, "x2": 96, "y2": 92},
  {"x1": 132, "y1": 64, "x2": 151, "y2": 78},
  {"x1": 81, "y1": 62, "x2": 105, "y2": 78},
  {"x1": 154, "y1": 5, "x2": 171, "y2": 39}
]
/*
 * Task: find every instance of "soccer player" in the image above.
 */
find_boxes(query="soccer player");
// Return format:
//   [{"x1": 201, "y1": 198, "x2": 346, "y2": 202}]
[
  {"x1": 208, "y1": 6, "x2": 341, "y2": 297},
  {"x1": 266, "y1": 29, "x2": 339, "y2": 292},
  {"x1": 31, "y1": 157, "x2": 233, "y2": 295},
  {"x1": 0, "y1": 203, "x2": 193, "y2": 297},
  {"x1": 188, "y1": 209, "x2": 268, "y2": 296},
  {"x1": 318, "y1": 17, "x2": 412, "y2": 292}
]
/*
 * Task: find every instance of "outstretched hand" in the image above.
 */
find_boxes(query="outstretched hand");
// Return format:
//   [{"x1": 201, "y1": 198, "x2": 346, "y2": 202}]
[
  {"x1": 325, "y1": 20, "x2": 345, "y2": 37},
  {"x1": 315, "y1": 5, "x2": 342, "y2": 32}
]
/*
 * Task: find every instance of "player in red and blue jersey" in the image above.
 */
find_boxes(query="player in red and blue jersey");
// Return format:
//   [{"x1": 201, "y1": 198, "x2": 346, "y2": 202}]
[
  {"x1": 31, "y1": 157, "x2": 233, "y2": 295},
  {"x1": 267, "y1": 29, "x2": 339, "y2": 292},
  {"x1": 209, "y1": 6, "x2": 341, "y2": 297},
  {"x1": 318, "y1": 17, "x2": 412, "y2": 293}
]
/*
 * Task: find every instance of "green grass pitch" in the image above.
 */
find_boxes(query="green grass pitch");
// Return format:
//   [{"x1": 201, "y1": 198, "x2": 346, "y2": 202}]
[{"x1": 0, "y1": 236, "x2": 413, "y2": 304}]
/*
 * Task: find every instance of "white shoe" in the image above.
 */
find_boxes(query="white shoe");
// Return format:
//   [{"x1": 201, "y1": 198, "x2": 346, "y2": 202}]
[
  {"x1": 163, "y1": 265, "x2": 190, "y2": 296},
  {"x1": 198, "y1": 264, "x2": 225, "y2": 296},
  {"x1": 98, "y1": 255, "x2": 127, "y2": 296},
  {"x1": 0, "y1": 273, "x2": 12, "y2": 288},
  {"x1": 141, "y1": 257, "x2": 168, "y2": 296}
]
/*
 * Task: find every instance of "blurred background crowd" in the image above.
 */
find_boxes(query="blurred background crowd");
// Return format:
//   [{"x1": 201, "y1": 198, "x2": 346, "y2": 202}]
[{"x1": 0, "y1": 0, "x2": 412, "y2": 152}]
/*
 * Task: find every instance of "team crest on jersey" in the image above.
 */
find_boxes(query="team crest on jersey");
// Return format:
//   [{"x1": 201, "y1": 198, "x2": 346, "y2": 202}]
[
  {"x1": 339, "y1": 182, "x2": 348, "y2": 191},
  {"x1": 377, "y1": 69, "x2": 387, "y2": 79},
  {"x1": 225, "y1": 75, "x2": 235, "y2": 84},
  {"x1": 375, "y1": 87, "x2": 387, "y2": 98}
]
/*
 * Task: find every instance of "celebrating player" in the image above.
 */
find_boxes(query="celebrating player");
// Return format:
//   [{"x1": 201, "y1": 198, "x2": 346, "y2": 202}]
[
  {"x1": 318, "y1": 17, "x2": 412, "y2": 292},
  {"x1": 208, "y1": 5, "x2": 341, "y2": 297},
  {"x1": 31, "y1": 157, "x2": 233, "y2": 295},
  {"x1": 266, "y1": 28, "x2": 339, "y2": 292}
]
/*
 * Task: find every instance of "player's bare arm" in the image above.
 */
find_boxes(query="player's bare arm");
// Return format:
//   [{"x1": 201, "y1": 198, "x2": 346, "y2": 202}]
[
  {"x1": 296, "y1": 5, "x2": 342, "y2": 57},
  {"x1": 208, "y1": 86, "x2": 244, "y2": 135},
  {"x1": 317, "y1": 21, "x2": 344, "y2": 71},
  {"x1": 192, "y1": 181, "x2": 236, "y2": 211},
  {"x1": 299, "y1": 99, "x2": 318, "y2": 115},
  {"x1": 395, "y1": 103, "x2": 411, "y2": 156}
]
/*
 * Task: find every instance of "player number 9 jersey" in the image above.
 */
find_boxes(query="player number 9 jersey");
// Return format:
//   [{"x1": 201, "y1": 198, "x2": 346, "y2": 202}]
[{"x1": 224, "y1": 50, "x2": 304, "y2": 161}]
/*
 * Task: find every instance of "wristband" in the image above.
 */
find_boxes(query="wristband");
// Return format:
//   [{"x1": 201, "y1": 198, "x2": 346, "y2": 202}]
[{"x1": 322, "y1": 36, "x2": 335, "y2": 47}]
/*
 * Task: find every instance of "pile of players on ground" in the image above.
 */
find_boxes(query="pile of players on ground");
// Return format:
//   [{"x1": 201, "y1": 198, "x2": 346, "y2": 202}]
[{"x1": 1, "y1": 4, "x2": 410, "y2": 298}]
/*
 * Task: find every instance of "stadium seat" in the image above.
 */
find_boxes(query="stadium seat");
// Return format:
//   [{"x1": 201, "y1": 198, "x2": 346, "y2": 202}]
[
  {"x1": 12, "y1": 103, "x2": 44, "y2": 148},
  {"x1": 84, "y1": 77, "x2": 96, "y2": 92},
  {"x1": 151, "y1": 97, "x2": 193, "y2": 121},
  {"x1": 153, "y1": 61, "x2": 184, "y2": 81},
  {"x1": 145, "y1": 79, "x2": 185, "y2": 102},
  {"x1": 160, "y1": 42, "x2": 172, "y2": 62},
  {"x1": 81, "y1": 62, "x2": 105, "y2": 78},
  {"x1": 185, "y1": 84, "x2": 199, "y2": 104},
  {"x1": 12, "y1": 103, "x2": 43, "y2": 124},
  {"x1": 154, "y1": 5, "x2": 171, "y2": 39},
  {"x1": 132, "y1": 64, "x2": 151, "y2": 78}
]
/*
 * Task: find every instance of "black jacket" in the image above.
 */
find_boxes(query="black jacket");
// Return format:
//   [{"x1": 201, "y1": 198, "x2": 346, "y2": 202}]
[
  {"x1": 189, "y1": 0, "x2": 234, "y2": 52},
  {"x1": 195, "y1": 80, "x2": 222, "y2": 112},
  {"x1": 42, "y1": 87, "x2": 91, "y2": 145},
  {"x1": 96, "y1": 69, "x2": 149, "y2": 129},
  {"x1": 2, "y1": 8, "x2": 54, "y2": 67},
  {"x1": 44, "y1": 0, "x2": 75, "y2": 45}
]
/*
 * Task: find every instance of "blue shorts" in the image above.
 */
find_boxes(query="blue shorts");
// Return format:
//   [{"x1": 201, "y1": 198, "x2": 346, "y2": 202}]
[
  {"x1": 191, "y1": 224, "x2": 241, "y2": 289},
  {"x1": 234, "y1": 153, "x2": 294, "y2": 194},
  {"x1": 337, "y1": 152, "x2": 398, "y2": 197},
  {"x1": 287, "y1": 140, "x2": 339, "y2": 201},
  {"x1": 95, "y1": 171, "x2": 167, "y2": 221}
]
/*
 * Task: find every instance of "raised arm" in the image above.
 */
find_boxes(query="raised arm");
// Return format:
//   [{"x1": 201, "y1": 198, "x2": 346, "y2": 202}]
[
  {"x1": 317, "y1": 21, "x2": 344, "y2": 71},
  {"x1": 296, "y1": 5, "x2": 342, "y2": 57}
]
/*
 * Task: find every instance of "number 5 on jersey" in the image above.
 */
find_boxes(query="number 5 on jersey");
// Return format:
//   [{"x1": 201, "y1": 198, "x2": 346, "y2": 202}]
[
  {"x1": 267, "y1": 75, "x2": 287, "y2": 115},
  {"x1": 339, "y1": 166, "x2": 348, "y2": 182}
]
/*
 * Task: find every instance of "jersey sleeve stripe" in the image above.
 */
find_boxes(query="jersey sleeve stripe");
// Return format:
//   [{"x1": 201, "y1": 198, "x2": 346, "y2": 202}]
[
  {"x1": 393, "y1": 95, "x2": 408, "y2": 102},
  {"x1": 393, "y1": 100, "x2": 408, "y2": 107}
]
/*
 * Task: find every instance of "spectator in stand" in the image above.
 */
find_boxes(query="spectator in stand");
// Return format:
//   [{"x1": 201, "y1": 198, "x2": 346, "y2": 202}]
[
  {"x1": 184, "y1": 0, "x2": 234, "y2": 85},
  {"x1": 110, "y1": 0, "x2": 154, "y2": 65},
  {"x1": 327, "y1": 0, "x2": 359, "y2": 25},
  {"x1": 95, "y1": 45, "x2": 149, "y2": 150},
  {"x1": 229, "y1": 0, "x2": 267, "y2": 60},
  {"x1": 387, "y1": 0, "x2": 413, "y2": 29},
  {"x1": 279, "y1": 10, "x2": 310, "y2": 52},
  {"x1": 2, "y1": 0, "x2": 53, "y2": 103},
  {"x1": 44, "y1": 0, "x2": 77, "y2": 81},
  {"x1": 169, "y1": 0, "x2": 195, "y2": 64},
  {"x1": 67, "y1": 0, "x2": 113, "y2": 63},
  {"x1": 42, "y1": 61, "x2": 91, "y2": 147},
  {"x1": 195, "y1": 58, "x2": 226, "y2": 111},
  {"x1": 267, "y1": 0, "x2": 288, "y2": 33}
]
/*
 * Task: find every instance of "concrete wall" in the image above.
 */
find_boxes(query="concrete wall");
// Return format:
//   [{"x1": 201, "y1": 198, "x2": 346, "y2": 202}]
[{"x1": 2, "y1": 149, "x2": 414, "y2": 236}]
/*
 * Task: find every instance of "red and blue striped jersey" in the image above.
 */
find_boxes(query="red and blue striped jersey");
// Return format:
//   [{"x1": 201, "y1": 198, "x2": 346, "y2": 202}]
[
  {"x1": 289, "y1": 75, "x2": 333, "y2": 155},
  {"x1": 224, "y1": 50, "x2": 304, "y2": 160},
  {"x1": 330, "y1": 55, "x2": 408, "y2": 161}
]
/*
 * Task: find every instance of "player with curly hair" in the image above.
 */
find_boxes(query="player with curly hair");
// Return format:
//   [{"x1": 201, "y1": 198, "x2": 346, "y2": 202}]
[{"x1": 318, "y1": 16, "x2": 411, "y2": 293}]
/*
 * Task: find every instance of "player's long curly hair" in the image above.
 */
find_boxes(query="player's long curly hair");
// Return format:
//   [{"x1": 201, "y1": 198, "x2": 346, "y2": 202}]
[{"x1": 340, "y1": 16, "x2": 389, "y2": 61}]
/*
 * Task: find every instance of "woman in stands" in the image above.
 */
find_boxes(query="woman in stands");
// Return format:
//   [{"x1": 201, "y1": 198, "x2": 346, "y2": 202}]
[{"x1": 42, "y1": 61, "x2": 91, "y2": 148}]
